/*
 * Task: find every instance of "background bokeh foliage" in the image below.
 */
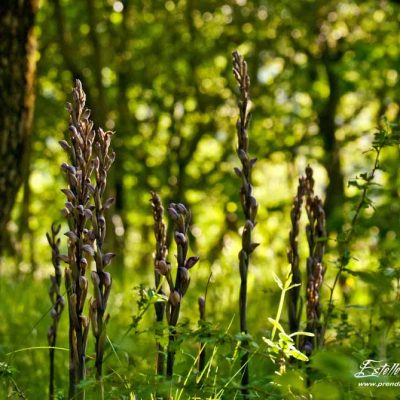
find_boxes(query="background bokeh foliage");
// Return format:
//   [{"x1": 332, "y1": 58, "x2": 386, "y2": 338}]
[{"x1": 1, "y1": 0, "x2": 400, "y2": 398}]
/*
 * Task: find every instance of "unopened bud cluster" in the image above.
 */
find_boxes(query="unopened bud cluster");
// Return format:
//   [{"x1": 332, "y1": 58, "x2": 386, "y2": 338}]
[
  {"x1": 59, "y1": 80, "x2": 116, "y2": 388},
  {"x1": 287, "y1": 166, "x2": 326, "y2": 355},
  {"x1": 150, "y1": 196, "x2": 200, "y2": 378}
]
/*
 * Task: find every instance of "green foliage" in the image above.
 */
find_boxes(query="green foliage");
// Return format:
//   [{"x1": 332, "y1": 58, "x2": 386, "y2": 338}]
[
  {"x1": 264, "y1": 272, "x2": 312, "y2": 373},
  {"x1": 2, "y1": 0, "x2": 400, "y2": 398}
]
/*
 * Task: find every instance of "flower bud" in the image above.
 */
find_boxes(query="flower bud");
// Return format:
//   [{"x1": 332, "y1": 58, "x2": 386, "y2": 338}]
[
  {"x1": 61, "y1": 188, "x2": 76, "y2": 202},
  {"x1": 168, "y1": 207, "x2": 179, "y2": 220},
  {"x1": 185, "y1": 256, "x2": 199, "y2": 270},
  {"x1": 170, "y1": 290, "x2": 181, "y2": 306},
  {"x1": 79, "y1": 275, "x2": 87, "y2": 290},
  {"x1": 179, "y1": 267, "x2": 190, "y2": 285},
  {"x1": 176, "y1": 203, "x2": 187, "y2": 214},
  {"x1": 76, "y1": 205, "x2": 84, "y2": 215},
  {"x1": 174, "y1": 232, "x2": 186, "y2": 245},
  {"x1": 65, "y1": 231, "x2": 78, "y2": 243},
  {"x1": 238, "y1": 148, "x2": 248, "y2": 162},
  {"x1": 198, "y1": 296, "x2": 205, "y2": 320},
  {"x1": 198, "y1": 296, "x2": 205, "y2": 308},
  {"x1": 103, "y1": 272, "x2": 112, "y2": 287},
  {"x1": 91, "y1": 271, "x2": 100, "y2": 286},
  {"x1": 156, "y1": 259, "x2": 170, "y2": 275},
  {"x1": 80, "y1": 257, "x2": 87, "y2": 269},
  {"x1": 98, "y1": 216, "x2": 106, "y2": 227}
]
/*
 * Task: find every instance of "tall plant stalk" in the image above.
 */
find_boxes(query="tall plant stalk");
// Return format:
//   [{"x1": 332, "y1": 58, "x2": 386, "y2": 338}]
[
  {"x1": 303, "y1": 167, "x2": 326, "y2": 354},
  {"x1": 89, "y1": 127, "x2": 116, "y2": 391},
  {"x1": 46, "y1": 223, "x2": 64, "y2": 400},
  {"x1": 232, "y1": 51, "x2": 259, "y2": 398},
  {"x1": 162, "y1": 202, "x2": 199, "y2": 378},
  {"x1": 198, "y1": 296, "x2": 206, "y2": 374},
  {"x1": 60, "y1": 80, "x2": 115, "y2": 399},
  {"x1": 287, "y1": 176, "x2": 306, "y2": 334},
  {"x1": 60, "y1": 80, "x2": 93, "y2": 399},
  {"x1": 150, "y1": 191, "x2": 168, "y2": 375},
  {"x1": 287, "y1": 166, "x2": 326, "y2": 354}
]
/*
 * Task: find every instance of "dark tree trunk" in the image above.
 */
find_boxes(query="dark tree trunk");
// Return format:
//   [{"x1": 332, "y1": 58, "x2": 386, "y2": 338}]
[
  {"x1": 319, "y1": 61, "x2": 344, "y2": 230},
  {"x1": 0, "y1": 0, "x2": 38, "y2": 256}
]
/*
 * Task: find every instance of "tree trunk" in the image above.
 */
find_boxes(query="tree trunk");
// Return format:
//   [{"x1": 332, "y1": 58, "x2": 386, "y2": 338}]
[
  {"x1": 0, "y1": 0, "x2": 38, "y2": 256},
  {"x1": 319, "y1": 61, "x2": 344, "y2": 230}
]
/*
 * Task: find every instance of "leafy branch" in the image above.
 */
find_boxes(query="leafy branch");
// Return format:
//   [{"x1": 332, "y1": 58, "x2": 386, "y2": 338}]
[{"x1": 321, "y1": 121, "x2": 400, "y2": 345}]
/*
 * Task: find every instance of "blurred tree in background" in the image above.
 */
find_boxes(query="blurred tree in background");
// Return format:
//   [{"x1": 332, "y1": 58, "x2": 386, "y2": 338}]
[
  {"x1": 19, "y1": 0, "x2": 399, "y2": 266},
  {"x1": 0, "y1": 0, "x2": 38, "y2": 257},
  {"x1": 1, "y1": 0, "x2": 400, "y2": 398}
]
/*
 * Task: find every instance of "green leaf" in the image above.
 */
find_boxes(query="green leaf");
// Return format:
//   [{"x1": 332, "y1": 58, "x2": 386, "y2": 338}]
[
  {"x1": 268, "y1": 317, "x2": 284, "y2": 333},
  {"x1": 289, "y1": 331, "x2": 315, "y2": 338},
  {"x1": 278, "y1": 332, "x2": 294, "y2": 344},
  {"x1": 310, "y1": 351, "x2": 358, "y2": 381},
  {"x1": 283, "y1": 272, "x2": 293, "y2": 289},
  {"x1": 272, "y1": 272, "x2": 283, "y2": 290},
  {"x1": 263, "y1": 337, "x2": 280, "y2": 353},
  {"x1": 288, "y1": 347, "x2": 309, "y2": 362},
  {"x1": 286, "y1": 283, "x2": 301, "y2": 291}
]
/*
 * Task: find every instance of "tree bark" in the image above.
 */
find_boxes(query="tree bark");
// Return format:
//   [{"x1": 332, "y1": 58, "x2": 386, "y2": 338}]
[
  {"x1": 0, "y1": 0, "x2": 38, "y2": 256},
  {"x1": 318, "y1": 60, "x2": 344, "y2": 230}
]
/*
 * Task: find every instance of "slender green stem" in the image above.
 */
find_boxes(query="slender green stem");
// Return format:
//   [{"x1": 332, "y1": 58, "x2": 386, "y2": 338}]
[{"x1": 272, "y1": 287, "x2": 287, "y2": 342}]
